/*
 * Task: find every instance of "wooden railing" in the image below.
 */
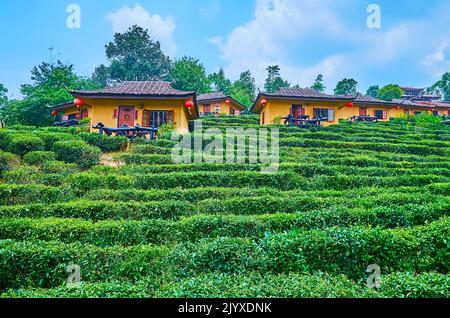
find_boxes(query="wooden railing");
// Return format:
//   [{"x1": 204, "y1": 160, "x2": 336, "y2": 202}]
[{"x1": 92, "y1": 123, "x2": 158, "y2": 140}]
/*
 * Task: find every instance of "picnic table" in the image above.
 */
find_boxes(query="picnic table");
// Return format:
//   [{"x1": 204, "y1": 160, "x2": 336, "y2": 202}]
[
  {"x1": 53, "y1": 119, "x2": 80, "y2": 127},
  {"x1": 350, "y1": 116, "x2": 379, "y2": 123},
  {"x1": 92, "y1": 123, "x2": 158, "y2": 140},
  {"x1": 283, "y1": 114, "x2": 326, "y2": 128}
]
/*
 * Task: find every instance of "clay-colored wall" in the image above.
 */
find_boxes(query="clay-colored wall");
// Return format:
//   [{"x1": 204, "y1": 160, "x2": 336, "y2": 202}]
[
  {"x1": 68, "y1": 98, "x2": 191, "y2": 133},
  {"x1": 200, "y1": 100, "x2": 242, "y2": 116}
]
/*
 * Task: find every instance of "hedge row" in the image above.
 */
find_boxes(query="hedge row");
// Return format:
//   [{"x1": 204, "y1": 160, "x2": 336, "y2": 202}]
[
  {"x1": 0, "y1": 240, "x2": 168, "y2": 290},
  {"x1": 169, "y1": 219, "x2": 449, "y2": 279},
  {"x1": 3, "y1": 272, "x2": 448, "y2": 298},
  {"x1": 0, "y1": 204, "x2": 447, "y2": 246}
]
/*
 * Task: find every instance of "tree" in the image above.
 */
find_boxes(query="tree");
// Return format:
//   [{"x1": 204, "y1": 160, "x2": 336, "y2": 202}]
[
  {"x1": 334, "y1": 78, "x2": 358, "y2": 95},
  {"x1": 366, "y1": 85, "x2": 379, "y2": 98},
  {"x1": 209, "y1": 68, "x2": 232, "y2": 94},
  {"x1": 0, "y1": 84, "x2": 8, "y2": 126},
  {"x1": 2, "y1": 60, "x2": 97, "y2": 126},
  {"x1": 311, "y1": 74, "x2": 326, "y2": 92},
  {"x1": 377, "y1": 84, "x2": 403, "y2": 101},
  {"x1": 264, "y1": 65, "x2": 290, "y2": 93},
  {"x1": 93, "y1": 25, "x2": 172, "y2": 85},
  {"x1": 431, "y1": 72, "x2": 450, "y2": 101},
  {"x1": 169, "y1": 56, "x2": 210, "y2": 93},
  {"x1": 229, "y1": 70, "x2": 256, "y2": 108}
]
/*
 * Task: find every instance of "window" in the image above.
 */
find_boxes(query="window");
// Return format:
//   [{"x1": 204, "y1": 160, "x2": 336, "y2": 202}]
[
  {"x1": 214, "y1": 103, "x2": 220, "y2": 114},
  {"x1": 433, "y1": 111, "x2": 439, "y2": 117},
  {"x1": 375, "y1": 110, "x2": 387, "y2": 120},
  {"x1": 68, "y1": 113, "x2": 80, "y2": 120},
  {"x1": 313, "y1": 108, "x2": 334, "y2": 121},
  {"x1": 230, "y1": 108, "x2": 236, "y2": 115},
  {"x1": 142, "y1": 110, "x2": 174, "y2": 128},
  {"x1": 203, "y1": 104, "x2": 211, "y2": 115},
  {"x1": 80, "y1": 109, "x2": 89, "y2": 119}
]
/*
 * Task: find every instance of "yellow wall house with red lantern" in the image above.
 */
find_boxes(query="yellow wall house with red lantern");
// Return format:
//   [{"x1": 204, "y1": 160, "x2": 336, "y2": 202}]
[
  {"x1": 52, "y1": 81, "x2": 199, "y2": 133},
  {"x1": 197, "y1": 92, "x2": 246, "y2": 116},
  {"x1": 251, "y1": 87, "x2": 441, "y2": 126}
]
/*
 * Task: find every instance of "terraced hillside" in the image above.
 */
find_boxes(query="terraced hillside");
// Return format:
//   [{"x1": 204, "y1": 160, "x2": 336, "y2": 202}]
[{"x1": 0, "y1": 115, "x2": 449, "y2": 298}]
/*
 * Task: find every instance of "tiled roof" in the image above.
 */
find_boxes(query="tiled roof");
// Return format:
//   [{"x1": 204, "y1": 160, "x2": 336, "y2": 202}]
[
  {"x1": 197, "y1": 92, "x2": 227, "y2": 101},
  {"x1": 71, "y1": 81, "x2": 195, "y2": 97},
  {"x1": 266, "y1": 87, "x2": 335, "y2": 99}
]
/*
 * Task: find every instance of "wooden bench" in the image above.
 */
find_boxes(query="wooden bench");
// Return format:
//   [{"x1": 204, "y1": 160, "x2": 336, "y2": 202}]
[
  {"x1": 92, "y1": 123, "x2": 158, "y2": 140},
  {"x1": 350, "y1": 116, "x2": 379, "y2": 123},
  {"x1": 282, "y1": 115, "x2": 326, "y2": 128}
]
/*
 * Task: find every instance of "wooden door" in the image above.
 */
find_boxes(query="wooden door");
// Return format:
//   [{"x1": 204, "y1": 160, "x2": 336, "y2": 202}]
[
  {"x1": 359, "y1": 107, "x2": 367, "y2": 116},
  {"x1": 291, "y1": 105, "x2": 304, "y2": 117},
  {"x1": 118, "y1": 106, "x2": 135, "y2": 127}
]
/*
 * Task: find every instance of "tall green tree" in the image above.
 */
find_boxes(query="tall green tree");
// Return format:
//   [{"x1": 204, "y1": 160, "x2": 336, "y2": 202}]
[
  {"x1": 0, "y1": 84, "x2": 8, "y2": 126},
  {"x1": 311, "y1": 74, "x2": 326, "y2": 92},
  {"x1": 229, "y1": 70, "x2": 256, "y2": 108},
  {"x1": 366, "y1": 85, "x2": 379, "y2": 98},
  {"x1": 264, "y1": 65, "x2": 290, "y2": 93},
  {"x1": 377, "y1": 84, "x2": 403, "y2": 101},
  {"x1": 334, "y1": 78, "x2": 358, "y2": 95},
  {"x1": 2, "y1": 60, "x2": 97, "y2": 126},
  {"x1": 431, "y1": 72, "x2": 450, "y2": 101},
  {"x1": 93, "y1": 25, "x2": 172, "y2": 85},
  {"x1": 169, "y1": 56, "x2": 210, "y2": 93},
  {"x1": 209, "y1": 68, "x2": 232, "y2": 94}
]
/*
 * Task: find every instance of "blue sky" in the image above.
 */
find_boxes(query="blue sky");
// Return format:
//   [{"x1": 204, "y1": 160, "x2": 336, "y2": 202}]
[{"x1": 1, "y1": 0, "x2": 450, "y2": 98}]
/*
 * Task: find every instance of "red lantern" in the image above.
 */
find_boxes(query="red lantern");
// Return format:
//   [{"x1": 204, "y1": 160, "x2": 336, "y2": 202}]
[
  {"x1": 74, "y1": 98, "x2": 84, "y2": 108},
  {"x1": 185, "y1": 100, "x2": 194, "y2": 109},
  {"x1": 51, "y1": 111, "x2": 58, "y2": 117},
  {"x1": 261, "y1": 99, "x2": 268, "y2": 106},
  {"x1": 225, "y1": 99, "x2": 231, "y2": 105},
  {"x1": 346, "y1": 102, "x2": 354, "y2": 108},
  {"x1": 395, "y1": 106, "x2": 401, "y2": 110}
]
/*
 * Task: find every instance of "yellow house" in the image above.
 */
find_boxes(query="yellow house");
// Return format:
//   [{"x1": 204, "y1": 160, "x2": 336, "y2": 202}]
[
  {"x1": 53, "y1": 81, "x2": 199, "y2": 133},
  {"x1": 197, "y1": 92, "x2": 246, "y2": 116},
  {"x1": 251, "y1": 87, "x2": 443, "y2": 126}
]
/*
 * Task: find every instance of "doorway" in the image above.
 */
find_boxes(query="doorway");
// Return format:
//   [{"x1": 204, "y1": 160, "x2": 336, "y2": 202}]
[{"x1": 118, "y1": 106, "x2": 135, "y2": 127}]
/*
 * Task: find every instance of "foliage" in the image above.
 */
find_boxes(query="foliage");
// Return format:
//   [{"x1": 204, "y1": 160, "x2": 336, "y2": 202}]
[
  {"x1": 430, "y1": 72, "x2": 450, "y2": 101},
  {"x1": 366, "y1": 85, "x2": 379, "y2": 98},
  {"x1": 92, "y1": 25, "x2": 172, "y2": 85},
  {"x1": 378, "y1": 84, "x2": 403, "y2": 101},
  {"x1": 79, "y1": 133, "x2": 128, "y2": 153},
  {"x1": 264, "y1": 65, "x2": 290, "y2": 93},
  {"x1": 229, "y1": 71, "x2": 256, "y2": 108},
  {"x1": 334, "y1": 78, "x2": 358, "y2": 95},
  {"x1": 311, "y1": 74, "x2": 326, "y2": 92},
  {"x1": 7, "y1": 135, "x2": 45, "y2": 156},
  {"x1": 169, "y1": 56, "x2": 210, "y2": 93},
  {"x1": 209, "y1": 68, "x2": 232, "y2": 94},
  {"x1": 23, "y1": 151, "x2": 56, "y2": 166},
  {"x1": 52, "y1": 140, "x2": 101, "y2": 169}
]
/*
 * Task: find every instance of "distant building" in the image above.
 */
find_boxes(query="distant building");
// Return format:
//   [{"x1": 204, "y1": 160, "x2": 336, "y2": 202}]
[
  {"x1": 197, "y1": 92, "x2": 246, "y2": 116},
  {"x1": 400, "y1": 86, "x2": 441, "y2": 102}
]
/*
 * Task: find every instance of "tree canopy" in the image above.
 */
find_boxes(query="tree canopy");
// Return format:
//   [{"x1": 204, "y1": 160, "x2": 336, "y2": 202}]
[
  {"x1": 311, "y1": 74, "x2": 326, "y2": 92},
  {"x1": 264, "y1": 65, "x2": 290, "y2": 93},
  {"x1": 366, "y1": 85, "x2": 379, "y2": 98},
  {"x1": 430, "y1": 72, "x2": 450, "y2": 101},
  {"x1": 169, "y1": 56, "x2": 210, "y2": 93},
  {"x1": 377, "y1": 84, "x2": 403, "y2": 101},
  {"x1": 334, "y1": 78, "x2": 358, "y2": 95},
  {"x1": 93, "y1": 25, "x2": 172, "y2": 86},
  {"x1": 1, "y1": 60, "x2": 98, "y2": 126},
  {"x1": 229, "y1": 71, "x2": 256, "y2": 108},
  {"x1": 209, "y1": 68, "x2": 232, "y2": 95}
]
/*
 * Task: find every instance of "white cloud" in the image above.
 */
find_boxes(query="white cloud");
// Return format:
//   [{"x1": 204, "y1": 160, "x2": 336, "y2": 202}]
[
  {"x1": 424, "y1": 38, "x2": 450, "y2": 76},
  {"x1": 106, "y1": 4, "x2": 177, "y2": 56}
]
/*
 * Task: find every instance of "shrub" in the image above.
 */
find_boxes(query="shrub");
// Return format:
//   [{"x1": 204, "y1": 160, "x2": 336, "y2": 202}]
[
  {"x1": 41, "y1": 160, "x2": 79, "y2": 175},
  {"x1": 52, "y1": 140, "x2": 101, "y2": 169},
  {"x1": 7, "y1": 135, "x2": 45, "y2": 156},
  {"x1": 79, "y1": 133, "x2": 128, "y2": 152},
  {"x1": 23, "y1": 151, "x2": 56, "y2": 166},
  {"x1": 0, "y1": 151, "x2": 18, "y2": 173}
]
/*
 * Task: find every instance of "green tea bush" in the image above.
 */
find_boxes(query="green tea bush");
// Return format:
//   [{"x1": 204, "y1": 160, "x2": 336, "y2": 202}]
[
  {"x1": 7, "y1": 135, "x2": 45, "y2": 156},
  {"x1": 0, "y1": 151, "x2": 18, "y2": 173},
  {"x1": 52, "y1": 140, "x2": 101, "y2": 169},
  {"x1": 23, "y1": 151, "x2": 56, "y2": 166},
  {"x1": 79, "y1": 133, "x2": 128, "y2": 152}
]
